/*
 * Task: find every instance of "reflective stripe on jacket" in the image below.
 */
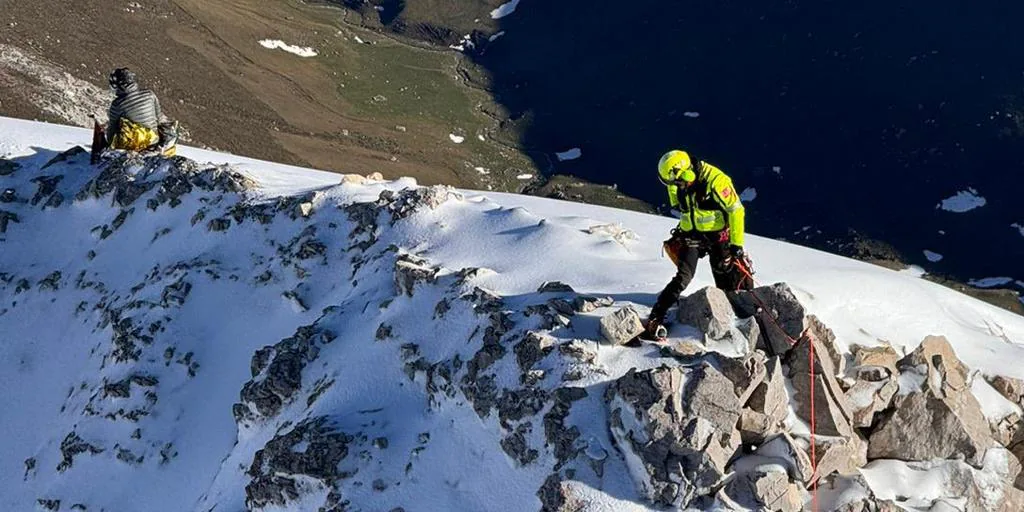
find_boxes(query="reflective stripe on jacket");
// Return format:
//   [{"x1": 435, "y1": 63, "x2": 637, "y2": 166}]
[{"x1": 666, "y1": 161, "x2": 746, "y2": 246}]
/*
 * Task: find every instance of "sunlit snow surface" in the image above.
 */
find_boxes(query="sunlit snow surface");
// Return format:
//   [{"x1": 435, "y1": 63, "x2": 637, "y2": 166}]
[{"x1": 1, "y1": 117, "x2": 1023, "y2": 511}]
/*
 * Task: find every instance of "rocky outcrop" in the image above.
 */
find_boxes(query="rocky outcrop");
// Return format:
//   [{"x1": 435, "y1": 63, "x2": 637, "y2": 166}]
[
  {"x1": 245, "y1": 416, "x2": 353, "y2": 509},
  {"x1": 787, "y1": 333, "x2": 857, "y2": 438},
  {"x1": 607, "y1": 364, "x2": 742, "y2": 507},
  {"x1": 845, "y1": 344, "x2": 900, "y2": 428},
  {"x1": 739, "y1": 356, "x2": 788, "y2": 444},
  {"x1": 676, "y1": 286, "x2": 736, "y2": 340},
  {"x1": 729, "y1": 283, "x2": 806, "y2": 356},
  {"x1": 724, "y1": 464, "x2": 803, "y2": 512},
  {"x1": 598, "y1": 306, "x2": 643, "y2": 345},
  {"x1": 868, "y1": 336, "x2": 993, "y2": 467},
  {"x1": 235, "y1": 322, "x2": 337, "y2": 423}
]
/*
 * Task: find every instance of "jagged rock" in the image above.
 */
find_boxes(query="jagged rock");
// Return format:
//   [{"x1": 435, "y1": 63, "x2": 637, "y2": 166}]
[
  {"x1": 394, "y1": 254, "x2": 439, "y2": 297},
  {"x1": 607, "y1": 365, "x2": 741, "y2": 506},
  {"x1": 297, "y1": 200, "x2": 314, "y2": 218},
  {"x1": 806, "y1": 314, "x2": 844, "y2": 375},
  {"x1": 237, "y1": 323, "x2": 337, "y2": 421},
  {"x1": 37, "y1": 499, "x2": 60, "y2": 511},
  {"x1": 558, "y1": 339, "x2": 597, "y2": 364},
  {"x1": 787, "y1": 332, "x2": 857, "y2": 438},
  {"x1": 845, "y1": 355, "x2": 900, "y2": 429},
  {"x1": 57, "y1": 432, "x2": 104, "y2": 472},
  {"x1": 537, "y1": 474, "x2": 589, "y2": 512},
  {"x1": 514, "y1": 331, "x2": 556, "y2": 373},
  {"x1": 724, "y1": 464, "x2": 803, "y2": 512},
  {"x1": 756, "y1": 433, "x2": 814, "y2": 483},
  {"x1": 810, "y1": 435, "x2": 868, "y2": 484},
  {"x1": 736, "y1": 316, "x2": 760, "y2": 353},
  {"x1": 851, "y1": 343, "x2": 900, "y2": 374},
  {"x1": 987, "y1": 375, "x2": 1024, "y2": 407},
  {"x1": 0, "y1": 209, "x2": 19, "y2": 233},
  {"x1": 30, "y1": 175, "x2": 64, "y2": 207},
  {"x1": 992, "y1": 412, "x2": 1022, "y2": 448},
  {"x1": 207, "y1": 218, "x2": 231, "y2": 232},
  {"x1": 501, "y1": 423, "x2": 539, "y2": 465},
  {"x1": 537, "y1": 281, "x2": 574, "y2": 293},
  {"x1": 869, "y1": 337, "x2": 992, "y2": 467},
  {"x1": 659, "y1": 341, "x2": 705, "y2": 359},
  {"x1": 740, "y1": 356, "x2": 787, "y2": 444},
  {"x1": 718, "y1": 352, "x2": 768, "y2": 405},
  {"x1": 833, "y1": 497, "x2": 902, "y2": 511},
  {"x1": 544, "y1": 387, "x2": 588, "y2": 470},
  {"x1": 729, "y1": 283, "x2": 806, "y2": 356},
  {"x1": 572, "y1": 295, "x2": 613, "y2": 313},
  {"x1": 246, "y1": 416, "x2": 353, "y2": 509},
  {"x1": 676, "y1": 286, "x2": 735, "y2": 340},
  {"x1": 380, "y1": 185, "x2": 459, "y2": 222},
  {"x1": 37, "y1": 271, "x2": 62, "y2": 291},
  {"x1": 846, "y1": 377, "x2": 898, "y2": 429},
  {"x1": 598, "y1": 306, "x2": 644, "y2": 345}
]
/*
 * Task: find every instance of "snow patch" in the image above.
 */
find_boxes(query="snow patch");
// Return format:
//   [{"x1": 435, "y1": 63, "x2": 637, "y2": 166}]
[
  {"x1": 490, "y1": 0, "x2": 521, "y2": 19},
  {"x1": 683, "y1": 111, "x2": 700, "y2": 118},
  {"x1": 258, "y1": 39, "x2": 317, "y2": 57},
  {"x1": 901, "y1": 265, "x2": 927, "y2": 278},
  {"x1": 972, "y1": 378, "x2": 1022, "y2": 424},
  {"x1": 923, "y1": 250, "x2": 943, "y2": 262},
  {"x1": 937, "y1": 188, "x2": 986, "y2": 213},
  {"x1": 516, "y1": 174, "x2": 534, "y2": 180},
  {"x1": 448, "y1": 134, "x2": 465, "y2": 144},
  {"x1": 739, "y1": 187, "x2": 757, "y2": 202},
  {"x1": 967, "y1": 277, "x2": 1014, "y2": 288},
  {"x1": 489, "y1": 31, "x2": 506, "y2": 42},
  {"x1": 1013, "y1": 223, "x2": 1024, "y2": 237},
  {"x1": 556, "y1": 148, "x2": 582, "y2": 161},
  {"x1": 449, "y1": 35, "x2": 474, "y2": 52}
]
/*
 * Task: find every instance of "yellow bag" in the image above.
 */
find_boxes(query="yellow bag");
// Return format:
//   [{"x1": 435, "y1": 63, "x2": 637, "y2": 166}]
[{"x1": 109, "y1": 118, "x2": 159, "y2": 152}]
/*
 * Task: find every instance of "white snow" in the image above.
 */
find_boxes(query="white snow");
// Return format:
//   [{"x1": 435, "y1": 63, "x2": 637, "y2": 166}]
[
  {"x1": 449, "y1": 35, "x2": 474, "y2": 52},
  {"x1": 258, "y1": 39, "x2": 318, "y2": 57},
  {"x1": 683, "y1": 112, "x2": 700, "y2": 118},
  {"x1": 516, "y1": 173, "x2": 534, "y2": 180},
  {"x1": 353, "y1": 36, "x2": 367, "y2": 44},
  {"x1": 2, "y1": 116, "x2": 1024, "y2": 511},
  {"x1": 739, "y1": 187, "x2": 757, "y2": 202},
  {"x1": 937, "y1": 187, "x2": 987, "y2": 212},
  {"x1": 972, "y1": 377, "x2": 1022, "y2": 424},
  {"x1": 489, "y1": 31, "x2": 506, "y2": 42},
  {"x1": 556, "y1": 148, "x2": 582, "y2": 161},
  {"x1": 448, "y1": 133, "x2": 465, "y2": 143},
  {"x1": 490, "y1": 0, "x2": 521, "y2": 19},
  {"x1": 1013, "y1": 223, "x2": 1024, "y2": 237},
  {"x1": 924, "y1": 250, "x2": 944, "y2": 262},
  {"x1": 968, "y1": 277, "x2": 1014, "y2": 288}
]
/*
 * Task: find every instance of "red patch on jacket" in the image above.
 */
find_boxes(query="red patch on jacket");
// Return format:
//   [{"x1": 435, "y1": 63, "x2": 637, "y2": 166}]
[{"x1": 721, "y1": 187, "x2": 733, "y2": 198}]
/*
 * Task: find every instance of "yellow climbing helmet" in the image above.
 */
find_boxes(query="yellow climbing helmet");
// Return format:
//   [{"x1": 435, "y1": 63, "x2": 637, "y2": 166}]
[{"x1": 658, "y1": 150, "x2": 696, "y2": 185}]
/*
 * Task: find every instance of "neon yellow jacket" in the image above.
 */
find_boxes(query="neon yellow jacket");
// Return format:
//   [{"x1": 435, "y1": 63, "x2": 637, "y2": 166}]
[{"x1": 666, "y1": 161, "x2": 745, "y2": 246}]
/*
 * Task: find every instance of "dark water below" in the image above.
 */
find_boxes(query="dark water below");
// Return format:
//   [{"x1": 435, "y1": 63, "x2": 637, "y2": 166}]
[{"x1": 465, "y1": 0, "x2": 1024, "y2": 292}]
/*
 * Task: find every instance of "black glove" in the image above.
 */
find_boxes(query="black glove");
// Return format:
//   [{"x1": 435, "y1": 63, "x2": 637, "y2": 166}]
[{"x1": 730, "y1": 245, "x2": 745, "y2": 259}]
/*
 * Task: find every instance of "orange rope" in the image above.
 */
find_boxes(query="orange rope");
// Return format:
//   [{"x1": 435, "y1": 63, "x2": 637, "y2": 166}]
[{"x1": 733, "y1": 257, "x2": 819, "y2": 511}]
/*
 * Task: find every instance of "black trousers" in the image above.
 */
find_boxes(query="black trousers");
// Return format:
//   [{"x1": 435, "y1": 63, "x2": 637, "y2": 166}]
[{"x1": 649, "y1": 233, "x2": 752, "y2": 324}]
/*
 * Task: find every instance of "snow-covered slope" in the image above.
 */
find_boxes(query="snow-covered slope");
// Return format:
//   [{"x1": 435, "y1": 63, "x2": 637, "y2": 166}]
[{"x1": 2, "y1": 117, "x2": 1024, "y2": 511}]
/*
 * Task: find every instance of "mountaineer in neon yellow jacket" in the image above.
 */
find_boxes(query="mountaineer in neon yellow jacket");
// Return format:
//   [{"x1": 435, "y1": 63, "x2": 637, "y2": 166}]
[{"x1": 646, "y1": 149, "x2": 753, "y2": 339}]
